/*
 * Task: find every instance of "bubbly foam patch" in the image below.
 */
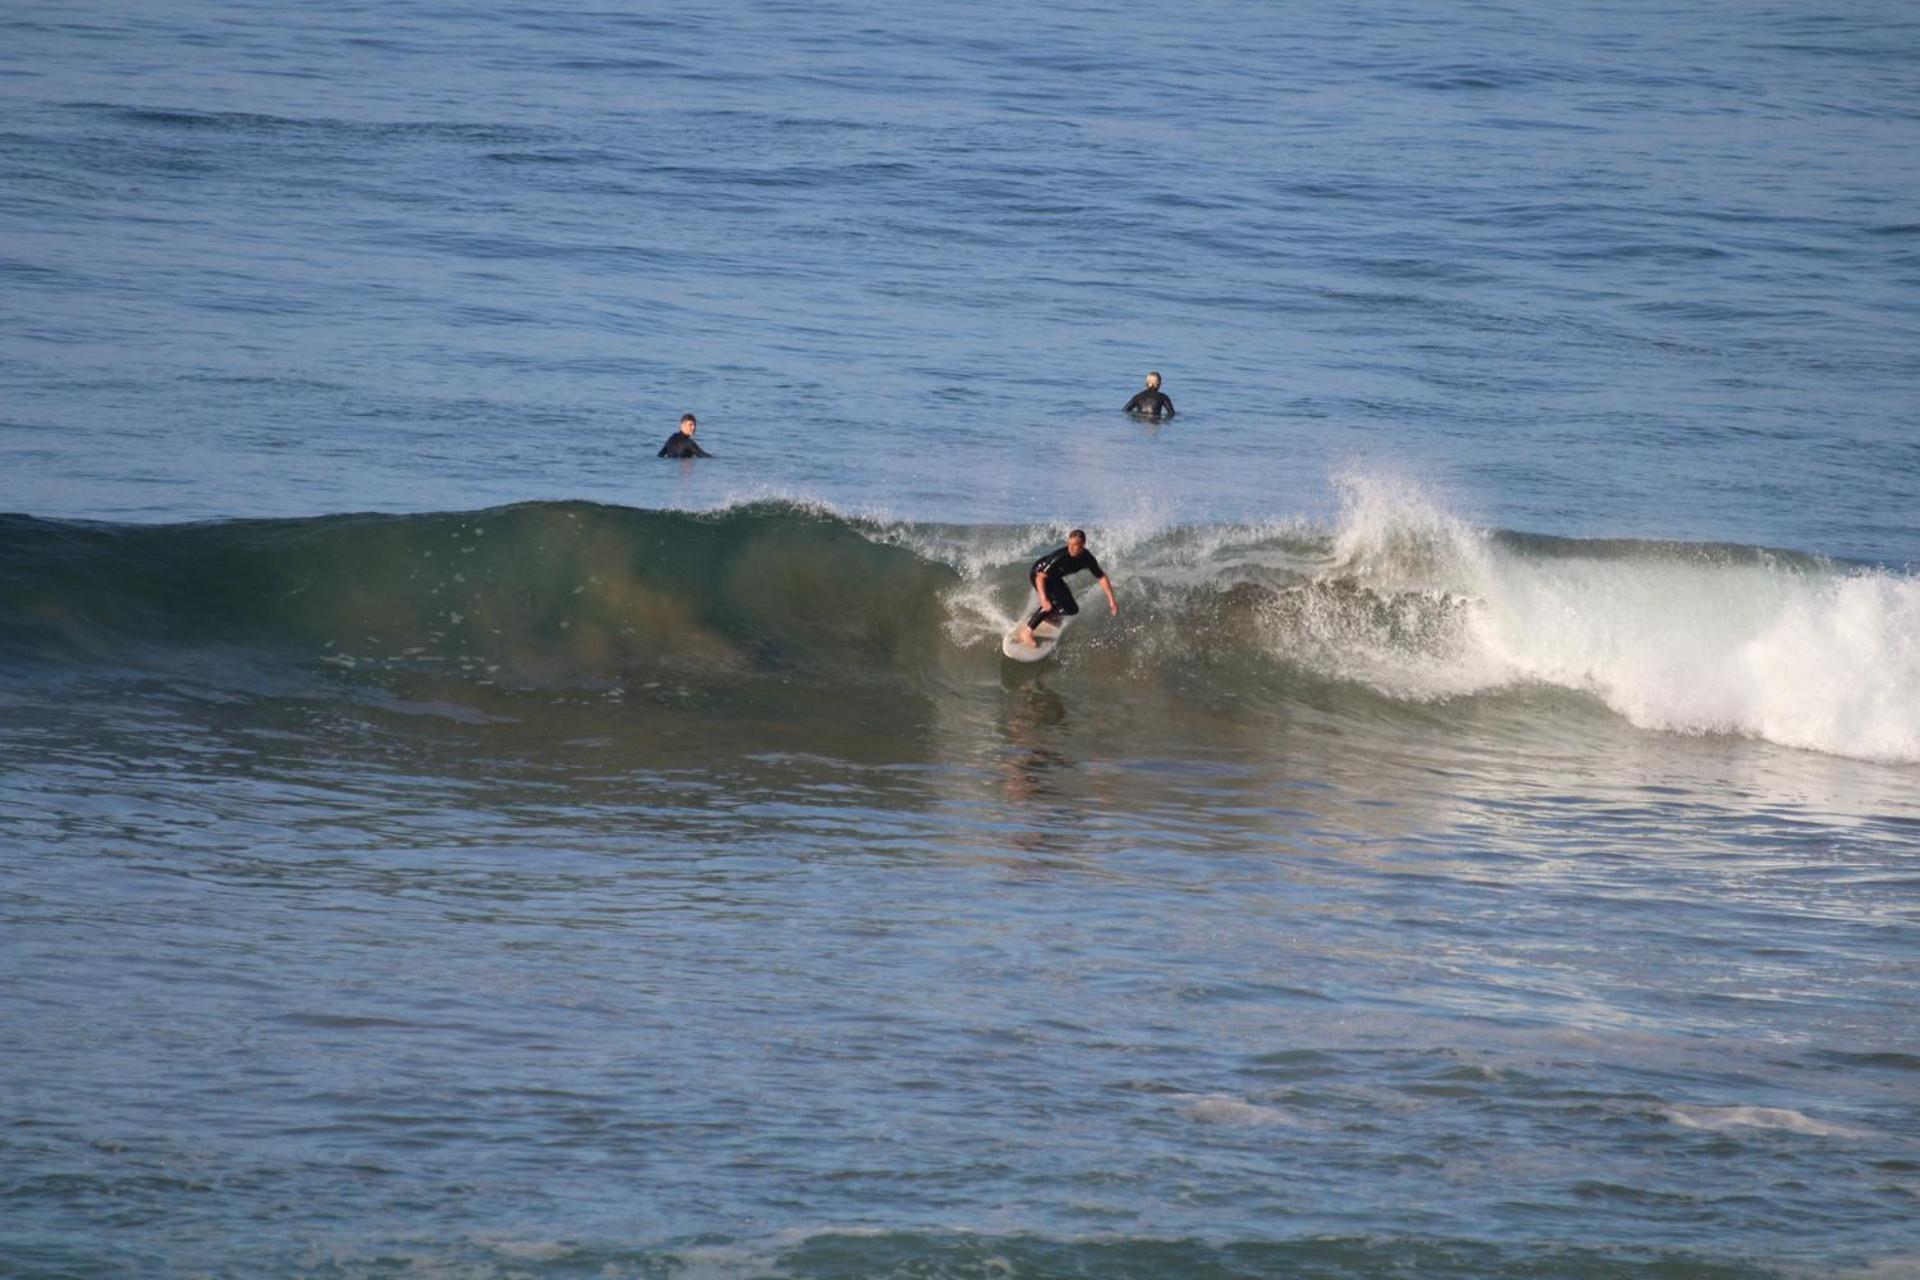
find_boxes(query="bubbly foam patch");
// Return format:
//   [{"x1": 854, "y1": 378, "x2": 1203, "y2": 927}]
[
  {"x1": 1310, "y1": 471, "x2": 1920, "y2": 765},
  {"x1": 1661, "y1": 1104, "x2": 1870, "y2": 1139},
  {"x1": 1176, "y1": 1093, "x2": 1303, "y2": 1127}
]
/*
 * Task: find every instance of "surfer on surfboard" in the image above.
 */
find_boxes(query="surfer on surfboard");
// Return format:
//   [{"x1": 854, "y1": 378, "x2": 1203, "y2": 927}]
[{"x1": 1018, "y1": 529, "x2": 1118, "y2": 649}]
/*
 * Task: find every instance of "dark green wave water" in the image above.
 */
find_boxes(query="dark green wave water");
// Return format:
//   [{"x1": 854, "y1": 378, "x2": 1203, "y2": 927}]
[{"x1": 0, "y1": 501, "x2": 957, "y2": 681}]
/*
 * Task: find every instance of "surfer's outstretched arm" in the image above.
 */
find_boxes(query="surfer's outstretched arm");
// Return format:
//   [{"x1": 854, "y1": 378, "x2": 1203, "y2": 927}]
[{"x1": 1098, "y1": 575, "x2": 1118, "y2": 615}]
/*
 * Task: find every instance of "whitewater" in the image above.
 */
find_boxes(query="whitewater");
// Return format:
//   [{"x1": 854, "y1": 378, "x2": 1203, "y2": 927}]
[{"x1": 1313, "y1": 474, "x2": 1920, "y2": 764}]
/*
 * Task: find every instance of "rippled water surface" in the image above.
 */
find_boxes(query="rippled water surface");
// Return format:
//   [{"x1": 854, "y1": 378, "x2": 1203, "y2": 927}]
[{"x1": 2, "y1": 1, "x2": 1917, "y2": 1277}]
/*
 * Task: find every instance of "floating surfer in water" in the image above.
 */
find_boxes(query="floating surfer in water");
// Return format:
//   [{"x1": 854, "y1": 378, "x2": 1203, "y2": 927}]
[
  {"x1": 1123, "y1": 371, "x2": 1175, "y2": 420},
  {"x1": 658, "y1": 413, "x2": 712, "y2": 459},
  {"x1": 1018, "y1": 529, "x2": 1118, "y2": 649}
]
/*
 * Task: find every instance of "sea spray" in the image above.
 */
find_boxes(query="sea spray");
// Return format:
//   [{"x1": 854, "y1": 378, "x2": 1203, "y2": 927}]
[{"x1": 1316, "y1": 473, "x2": 1920, "y2": 764}]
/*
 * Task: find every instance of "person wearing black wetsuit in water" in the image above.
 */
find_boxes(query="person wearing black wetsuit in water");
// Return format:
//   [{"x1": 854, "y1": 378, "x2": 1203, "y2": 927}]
[
  {"x1": 658, "y1": 413, "x2": 712, "y2": 459},
  {"x1": 1019, "y1": 529, "x2": 1119, "y2": 648},
  {"x1": 1123, "y1": 370, "x2": 1175, "y2": 420}
]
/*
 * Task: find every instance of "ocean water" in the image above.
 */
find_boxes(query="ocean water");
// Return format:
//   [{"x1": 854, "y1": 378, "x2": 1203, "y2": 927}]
[{"x1": 2, "y1": 1, "x2": 1918, "y2": 1277}]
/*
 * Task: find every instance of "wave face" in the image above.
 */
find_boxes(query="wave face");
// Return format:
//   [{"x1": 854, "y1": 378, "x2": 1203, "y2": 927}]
[
  {"x1": 3, "y1": 483, "x2": 1916, "y2": 764},
  {"x1": 0, "y1": 502, "x2": 960, "y2": 685}
]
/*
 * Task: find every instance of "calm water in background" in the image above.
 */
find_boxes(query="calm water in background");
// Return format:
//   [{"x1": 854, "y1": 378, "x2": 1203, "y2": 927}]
[{"x1": 2, "y1": 1, "x2": 1919, "y2": 1277}]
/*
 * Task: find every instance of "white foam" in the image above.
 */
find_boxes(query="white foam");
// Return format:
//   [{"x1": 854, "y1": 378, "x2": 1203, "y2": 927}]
[
  {"x1": 1661, "y1": 1104, "x2": 1871, "y2": 1139},
  {"x1": 484, "y1": 1238, "x2": 574, "y2": 1262},
  {"x1": 1311, "y1": 469, "x2": 1920, "y2": 765},
  {"x1": 1175, "y1": 1093, "x2": 1302, "y2": 1127}
]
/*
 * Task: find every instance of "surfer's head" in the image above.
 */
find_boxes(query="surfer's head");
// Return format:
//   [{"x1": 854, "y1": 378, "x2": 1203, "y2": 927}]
[
  {"x1": 679, "y1": 414, "x2": 697, "y2": 436},
  {"x1": 1067, "y1": 529, "x2": 1087, "y2": 552},
  {"x1": 1145, "y1": 371, "x2": 1162, "y2": 389}
]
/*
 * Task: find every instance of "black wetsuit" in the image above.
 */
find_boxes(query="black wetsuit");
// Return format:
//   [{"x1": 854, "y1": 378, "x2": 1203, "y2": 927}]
[
  {"x1": 1123, "y1": 387, "x2": 1175, "y2": 419},
  {"x1": 1025, "y1": 545, "x2": 1106, "y2": 630},
  {"x1": 658, "y1": 431, "x2": 711, "y2": 459}
]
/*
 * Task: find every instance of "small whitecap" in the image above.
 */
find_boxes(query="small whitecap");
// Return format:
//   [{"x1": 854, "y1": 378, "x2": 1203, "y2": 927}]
[
  {"x1": 485, "y1": 1238, "x2": 573, "y2": 1262},
  {"x1": 1662, "y1": 1104, "x2": 1870, "y2": 1139},
  {"x1": 1176, "y1": 1093, "x2": 1298, "y2": 1126}
]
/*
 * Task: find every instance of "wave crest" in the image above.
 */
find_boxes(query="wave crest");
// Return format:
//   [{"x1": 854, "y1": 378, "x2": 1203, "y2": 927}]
[
  {"x1": 2, "y1": 484, "x2": 1914, "y2": 764},
  {"x1": 1316, "y1": 472, "x2": 1920, "y2": 763}
]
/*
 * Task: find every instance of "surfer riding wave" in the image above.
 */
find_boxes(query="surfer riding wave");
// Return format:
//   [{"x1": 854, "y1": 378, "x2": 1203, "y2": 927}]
[{"x1": 1019, "y1": 529, "x2": 1118, "y2": 648}]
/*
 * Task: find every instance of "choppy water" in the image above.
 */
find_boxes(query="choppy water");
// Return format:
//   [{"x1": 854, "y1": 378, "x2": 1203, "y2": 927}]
[{"x1": 3, "y1": 1, "x2": 1918, "y2": 1277}]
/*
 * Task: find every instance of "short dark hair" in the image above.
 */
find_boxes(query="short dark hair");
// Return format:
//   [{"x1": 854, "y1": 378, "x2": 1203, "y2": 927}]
[
  {"x1": 1068, "y1": 528, "x2": 1087, "y2": 541},
  {"x1": 680, "y1": 413, "x2": 697, "y2": 425},
  {"x1": 1147, "y1": 370, "x2": 1162, "y2": 381}
]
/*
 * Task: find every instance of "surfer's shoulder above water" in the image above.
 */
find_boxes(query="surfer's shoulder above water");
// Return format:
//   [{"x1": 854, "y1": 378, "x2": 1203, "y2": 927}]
[
  {"x1": 1030, "y1": 540, "x2": 1105, "y2": 585},
  {"x1": 1123, "y1": 370, "x2": 1175, "y2": 420},
  {"x1": 659, "y1": 433, "x2": 709, "y2": 459},
  {"x1": 658, "y1": 412, "x2": 712, "y2": 459},
  {"x1": 1123, "y1": 386, "x2": 1173, "y2": 419}
]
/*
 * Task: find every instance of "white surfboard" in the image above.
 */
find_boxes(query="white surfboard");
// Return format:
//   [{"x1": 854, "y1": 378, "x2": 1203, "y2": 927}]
[{"x1": 1002, "y1": 615, "x2": 1070, "y2": 662}]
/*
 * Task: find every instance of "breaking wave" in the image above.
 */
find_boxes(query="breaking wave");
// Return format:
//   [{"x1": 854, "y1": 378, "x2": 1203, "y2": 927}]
[
  {"x1": 1, "y1": 478, "x2": 1914, "y2": 764},
  {"x1": 1301, "y1": 472, "x2": 1920, "y2": 764}
]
